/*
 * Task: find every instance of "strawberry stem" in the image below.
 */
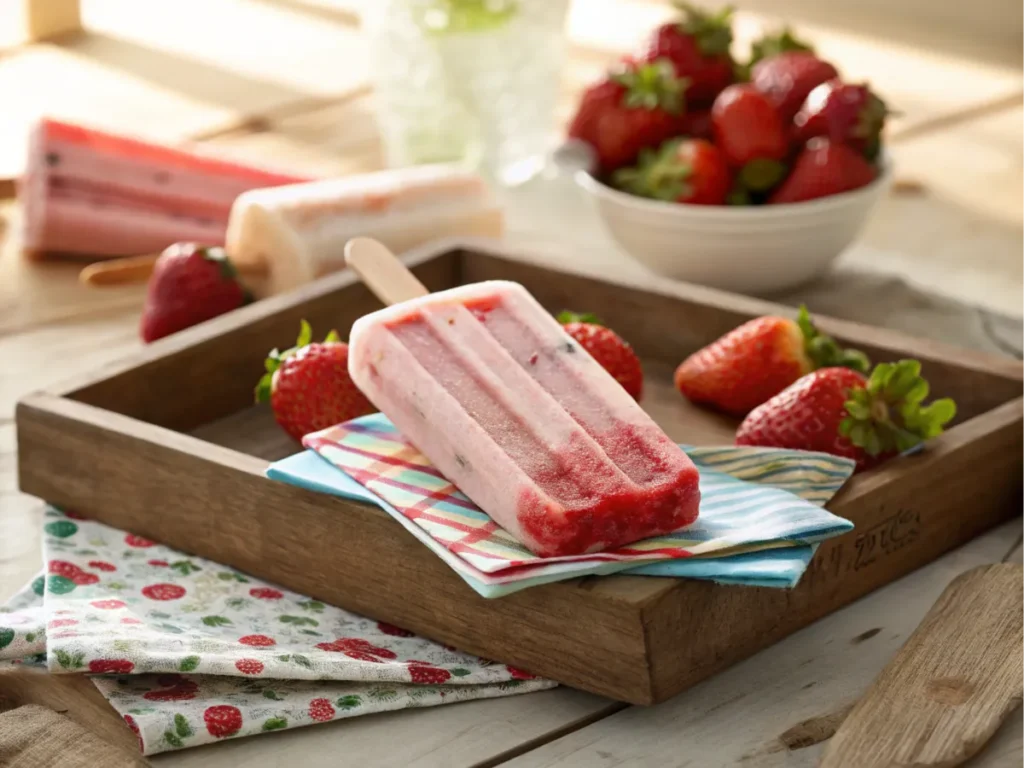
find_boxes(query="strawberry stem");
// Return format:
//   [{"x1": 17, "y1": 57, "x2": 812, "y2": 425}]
[
  {"x1": 612, "y1": 60, "x2": 687, "y2": 114},
  {"x1": 557, "y1": 310, "x2": 603, "y2": 326},
  {"x1": 672, "y1": 1, "x2": 734, "y2": 57},
  {"x1": 798, "y1": 305, "x2": 870, "y2": 374},
  {"x1": 254, "y1": 320, "x2": 339, "y2": 404},
  {"x1": 612, "y1": 139, "x2": 694, "y2": 202}
]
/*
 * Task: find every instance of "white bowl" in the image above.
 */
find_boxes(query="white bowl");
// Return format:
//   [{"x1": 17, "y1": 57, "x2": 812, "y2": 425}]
[{"x1": 575, "y1": 156, "x2": 893, "y2": 295}]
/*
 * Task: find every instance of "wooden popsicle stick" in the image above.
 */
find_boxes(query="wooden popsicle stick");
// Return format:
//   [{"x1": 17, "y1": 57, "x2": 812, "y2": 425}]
[
  {"x1": 79, "y1": 251, "x2": 268, "y2": 287},
  {"x1": 819, "y1": 563, "x2": 1023, "y2": 768},
  {"x1": 344, "y1": 237, "x2": 429, "y2": 306}
]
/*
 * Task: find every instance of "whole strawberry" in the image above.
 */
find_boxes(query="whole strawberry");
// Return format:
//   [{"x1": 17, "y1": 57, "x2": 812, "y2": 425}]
[
  {"x1": 557, "y1": 312, "x2": 644, "y2": 401},
  {"x1": 711, "y1": 84, "x2": 789, "y2": 195},
  {"x1": 140, "y1": 243, "x2": 251, "y2": 343},
  {"x1": 675, "y1": 306, "x2": 869, "y2": 416},
  {"x1": 751, "y1": 52, "x2": 839, "y2": 124},
  {"x1": 568, "y1": 60, "x2": 686, "y2": 173},
  {"x1": 736, "y1": 361, "x2": 956, "y2": 472},
  {"x1": 769, "y1": 137, "x2": 876, "y2": 204},
  {"x1": 256, "y1": 320, "x2": 374, "y2": 442},
  {"x1": 794, "y1": 80, "x2": 889, "y2": 159},
  {"x1": 746, "y1": 26, "x2": 816, "y2": 71},
  {"x1": 613, "y1": 138, "x2": 731, "y2": 205},
  {"x1": 638, "y1": 2, "x2": 735, "y2": 105}
]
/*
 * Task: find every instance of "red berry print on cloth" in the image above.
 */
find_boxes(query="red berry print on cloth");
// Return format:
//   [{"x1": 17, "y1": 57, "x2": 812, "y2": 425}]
[
  {"x1": 204, "y1": 705, "x2": 243, "y2": 738},
  {"x1": 408, "y1": 664, "x2": 452, "y2": 685},
  {"x1": 49, "y1": 560, "x2": 99, "y2": 585},
  {"x1": 506, "y1": 666, "x2": 536, "y2": 680},
  {"x1": 249, "y1": 587, "x2": 284, "y2": 600},
  {"x1": 143, "y1": 676, "x2": 200, "y2": 702},
  {"x1": 124, "y1": 715, "x2": 144, "y2": 753},
  {"x1": 235, "y1": 658, "x2": 265, "y2": 675},
  {"x1": 91, "y1": 599, "x2": 127, "y2": 610},
  {"x1": 315, "y1": 638, "x2": 396, "y2": 659},
  {"x1": 62, "y1": 510, "x2": 88, "y2": 520},
  {"x1": 89, "y1": 659, "x2": 135, "y2": 674},
  {"x1": 148, "y1": 559, "x2": 169, "y2": 567},
  {"x1": 47, "y1": 618, "x2": 78, "y2": 628},
  {"x1": 376, "y1": 621, "x2": 414, "y2": 637},
  {"x1": 125, "y1": 534, "x2": 156, "y2": 548},
  {"x1": 308, "y1": 698, "x2": 335, "y2": 722},
  {"x1": 88, "y1": 560, "x2": 117, "y2": 572},
  {"x1": 121, "y1": 617, "x2": 143, "y2": 624},
  {"x1": 238, "y1": 634, "x2": 276, "y2": 647},
  {"x1": 141, "y1": 583, "x2": 186, "y2": 601}
]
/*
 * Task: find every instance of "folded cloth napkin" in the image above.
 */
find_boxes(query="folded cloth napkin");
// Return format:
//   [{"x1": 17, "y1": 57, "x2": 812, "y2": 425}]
[
  {"x1": 265, "y1": 414, "x2": 855, "y2": 598},
  {"x1": 0, "y1": 507, "x2": 553, "y2": 757}
]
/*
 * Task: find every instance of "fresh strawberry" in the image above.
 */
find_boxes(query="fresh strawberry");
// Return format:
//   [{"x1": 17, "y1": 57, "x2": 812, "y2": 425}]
[
  {"x1": 746, "y1": 26, "x2": 816, "y2": 71},
  {"x1": 556, "y1": 312, "x2": 644, "y2": 401},
  {"x1": 736, "y1": 361, "x2": 956, "y2": 472},
  {"x1": 711, "y1": 84, "x2": 789, "y2": 194},
  {"x1": 613, "y1": 138, "x2": 731, "y2": 206},
  {"x1": 256, "y1": 320, "x2": 375, "y2": 442},
  {"x1": 768, "y1": 137, "x2": 876, "y2": 204},
  {"x1": 204, "y1": 705, "x2": 243, "y2": 738},
  {"x1": 794, "y1": 80, "x2": 889, "y2": 159},
  {"x1": 568, "y1": 60, "x2": 687, "y2": 172},
  {"x1": 678, "y1": 109, "x2": 712, "y2": 140},
  {"x1": 751, "y1": 52, "x2": 839, "y2": 124},
  {"x1": 408, "y1": 664, "x2": 452, "y2": 685},
  {"x1": 674, "y1": 306, "x2": 869, "y2": 416},
  {"x1": 140, "y1": 243, "x2": 251, "y2": 343},
  {"x1": 637, "y1": 3, "x2": 735, "y2": 105}
]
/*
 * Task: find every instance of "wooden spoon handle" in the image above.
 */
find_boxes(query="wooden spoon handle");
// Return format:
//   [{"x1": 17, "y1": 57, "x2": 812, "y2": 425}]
[
  {"x1": 80, "y1": 252, "x2": 267, "y2": 287},
  {"x1": 343, "y1": 237, "x2": 428, "y2": 306}
]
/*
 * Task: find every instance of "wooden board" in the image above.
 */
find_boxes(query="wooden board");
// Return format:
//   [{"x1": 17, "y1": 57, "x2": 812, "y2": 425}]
[
  {"x1": 820, "y1": 563, "x2": 1024, "y2": 767},
  {"x1": 14, "y1": 241, "x2": 1024, "y2": 705}
]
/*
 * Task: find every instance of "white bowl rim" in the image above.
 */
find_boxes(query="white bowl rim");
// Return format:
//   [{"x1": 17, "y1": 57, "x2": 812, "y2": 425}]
[{"x1": 577, "y1": 152, "x2": 893, "y2": 218}]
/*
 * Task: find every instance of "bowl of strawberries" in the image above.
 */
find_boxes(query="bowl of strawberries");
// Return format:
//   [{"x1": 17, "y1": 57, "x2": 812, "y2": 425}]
[{"x1": 565, "y1": 4, "x2": 892, "y2": 295}]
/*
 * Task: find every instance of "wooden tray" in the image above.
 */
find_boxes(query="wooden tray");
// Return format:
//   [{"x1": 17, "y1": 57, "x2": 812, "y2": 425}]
[{"x1": 16, "y1": 240, "x2": 1023, "y2": 705}]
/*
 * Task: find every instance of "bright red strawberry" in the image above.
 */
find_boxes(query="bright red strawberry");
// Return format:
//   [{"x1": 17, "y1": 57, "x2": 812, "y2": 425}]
[
  {"x1": 308, "y1": 698, "x2": 335, "y2": 722},
  {"x1": 674, "y1": 306, "x2": 869, "y2": 416},
  {"x1": 408, "y1": 664, "x2": 452, "y2": 685},
  {"x1": 768, "y1": 137, "x2": 876, "y2": 204},
  {"x1": 234, "y1": 658, "x2": 264, "y2": 675},
  {"x1": 794, "y1": 80, "x2": 889, "y2": 159},
  {"x1": 746, "y1": 26, "x2": 816, "y2": 71},
  {"x1": 89, "y1": 658, "x2": 135, "y2": 674},
  {"x1": 637, "y1": 3, "x2": 735, "y2": 105},
  {"x1": 751, "y1": 52, "x2": 839, "y2": 123},
  {"x1": 204, "y1": 705, "x2": 243, "y2": 738},
  {"x1": 710, "y1": 84, "x2": 789, "y2": 196},
  {"x1": 556, "y1": 312, "x2": 644, "y2": 401},
  {"x1": 613, "y1": 137, "x2": 731, "y2": 206},
  {"x1": 256, "y1": 320, "x2": 374, "y2": 442},
  {"x1": 736, "y1": 361, "x2": 956, "y2": 472},
  {"x1": 140, "y1": 243, "x2": 251, "y2": 343},
  {"x1": 567, "y1": 60, "x2": 686, "y2": 173}
]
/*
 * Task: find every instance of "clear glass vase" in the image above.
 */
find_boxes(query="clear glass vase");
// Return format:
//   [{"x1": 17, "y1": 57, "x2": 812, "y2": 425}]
[{"x1": 366, "y1": 0, "x2": 571, "y2": 185}]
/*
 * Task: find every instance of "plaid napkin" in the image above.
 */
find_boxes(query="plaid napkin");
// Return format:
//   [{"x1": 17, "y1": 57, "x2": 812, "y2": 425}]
[
  {"x1": 268, "y1": 414, "x2": 855, "y2": 597},
  {"x1": 0, "y1": 507, "x2": 553, "y2": 756}
]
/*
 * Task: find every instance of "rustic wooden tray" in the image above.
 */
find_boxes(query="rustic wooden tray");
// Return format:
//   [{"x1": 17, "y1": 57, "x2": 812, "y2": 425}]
[{"x1": 16, "y1": 240, "x2": 1023, "y2": 705}]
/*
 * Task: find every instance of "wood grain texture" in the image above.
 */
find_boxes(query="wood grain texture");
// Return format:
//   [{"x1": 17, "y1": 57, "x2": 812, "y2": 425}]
[
  {"x1": 14, "y1": 245, "x2": 1023, "y2": 706},
  {"x1": 820, "y1": 563, "x2": 1024, "y2": 767}
]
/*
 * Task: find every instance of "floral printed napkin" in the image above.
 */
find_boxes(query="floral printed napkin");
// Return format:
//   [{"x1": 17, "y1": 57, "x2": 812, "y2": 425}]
[{"x1": 0, "y1": 507, "x2": 553, "y2": 756}]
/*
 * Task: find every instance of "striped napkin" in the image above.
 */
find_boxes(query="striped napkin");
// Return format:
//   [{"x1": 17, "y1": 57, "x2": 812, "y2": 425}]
[{"x1": 265, "y1": 414, "x2": 855, "y2": 597}]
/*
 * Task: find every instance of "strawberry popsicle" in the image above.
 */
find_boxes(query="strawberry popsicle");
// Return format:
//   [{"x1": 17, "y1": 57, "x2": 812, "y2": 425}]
[
  {"x1": 347, "y1": 275, "x2": 701, "y2": 558},
  {"x1": 19, "y1": 117, "x2": 309, "y2": 259}
]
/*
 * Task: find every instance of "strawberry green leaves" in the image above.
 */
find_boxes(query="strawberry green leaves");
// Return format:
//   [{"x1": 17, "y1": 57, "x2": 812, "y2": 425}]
[
  {"x1": 256, "y1": 320, "x2": 342, "y2": 404},
  {"x1": 840, "y1": 360, "x2": 956, "y2": 456},
  {"x1": 556, "y1": 311, "x2": 603, "y2": 326},
  {"x1": 797, "y1": 305, "x2": 870, "y2": 374}
]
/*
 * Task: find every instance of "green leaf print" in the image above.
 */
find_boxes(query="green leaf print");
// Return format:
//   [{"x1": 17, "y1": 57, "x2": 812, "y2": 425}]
[
  {"x1": 336, "y1": 695, "x2": 361, "y2": 709},
  {"x1": 367, "y1": 688, "x2": 398, "y2": 703},
  {"x1": 279, "y1": 615, "x2": 319, "y2": 627},
  {"x1": 31, "y1": 576, "x2": 44, "y2": 596},
  {"x1": 44, "y1": 520, "x2": 79, "y2": 538},
  {"x1": 25, "y1": 632, "x2": 36, "y2": 644},
  {"x1": 299, "y1": 629, "x2": 322, "y2": 636},
  {"x1": 105, "y1": 582, "x2": 127, "y2": 590},
  {"x1": 149, "y1": 612, "x2": 171, "y2": 619},
  {"x1": 201, "y1": 615, "x2": 234, "y2": 627},
  {"x1": 158, "y1": 623, "x2": 184, "y2": 634},
  {"x1": 174, "y1": 713, "x2": 193, "y2": 738},
  {"x1": 0, "y1": 628, "x2": 14, "y2": 650},
  {"x1": 179, "y1": 656, "x2": 201, "y2": 672},
  {"x1": 31, "y1": 653, "x2": 47, "y2": 664},
  {"x1": 170, "y1": 560, "x2": 202, "y2": 576},
  {"x1": 113, "y1": 640, "x2": 134, "y2": 653},
  {"x1": 277, "y1": 655, "x2": 291, "y2": 662},
  {"x1": 46, "y1": 575, "x2": 76, "y2": 595},
  {"x1": 262, "y1": 717, "x2": 288, "y2": 732},
  {"x1": 164, "y1": 731, "x2": 184, "y2": 748},
  {"x1": 450, "y1": 668, "x2": 471, "y2": 677},
  {"x1": 216, "y1": 571, "x2": 249, "y2": 583},
  {"x1": 263, "y1": 689, "x2": 285, "y2": 701},
  {"x1": 408, "y1": 686, "x2": 439, "y2": 700},
  {"x1": 291, "y1": 655, "x2": 312, "y2": 669},
  {"x1": 74, "y1": 549, "x2": 98, "y2": 556},
  {"x1": 128, "y1": 708, "x2": 158, "y2": 714},
  {"x1": 297, "y1": 600, "x2": 325, "y2": 613},
  {"x1": 225, "y1": 597, "x2": 250, "y2": 611},
  {"x1": 497, "y1": 680, "x2": 523, "y2": 691},
  {"x1": 54, "y1": 649, "x2": 85, "y2": 670}
]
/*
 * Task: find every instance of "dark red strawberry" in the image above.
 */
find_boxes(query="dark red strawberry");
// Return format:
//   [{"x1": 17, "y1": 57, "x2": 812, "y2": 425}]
[
  {"x1": 746, "y1": 26, "x2": 816, "y2": 71},
  {"x1": 408, "y1": 664, "x2": 452, "y2": 685},
  {"x1": 751, "y1": 52, "x2": 839, "y2": 123},
  {"x1": 567, "y1": 60, "x2": 686, "y2": 173},
  {"x1": 376, "y1": 621, "x2": 414, "y2": 637},
  {"x1": 256, "y1": 320, "x2": 374, "y2": 443},
  {"x1": 637, "y1": 3, "x2": 735, "y2": 105},
  {"x1": 140, "y1": 243, "x2": 251, "y2": 343},
  {"x1": 234, "y1": 658, "x2": 264, "y2": 675},
  {"x1": 308, "y1": 698, "x2": 335, "y2": 722},
  {"x1": 89, "y1": 658, "x2": 135, "y2": 674},
  {"x1": 613, "y1": 137, "x2": 731, "y2": 205},
  {"x1": 711, "y1": 84, "x2": 789, "y2": 194},
  {"x1": 794, "y1": 80, "x2": 889, "y2": 159},
  {"x1": 556, "y1": 312, "x2": 644, "y2": 401},
  {"x1": 736, "y1": 360, "x2": 956, "y2": 471},
  {"x1": 768, "y1": 137, "x2": 876, "y2": 204},
  {"x1": 141, "y1": 583, "x2": 186, "y2": 601},
  {"x1": 249, "y1": 587, "x2": 284, "y2": 600},
  {"x1": 238, "y1": 634, "x2": 276, "y2": 647},
  {"x1": 204, "y1": 705, "x2": 243, "y2": 738}
]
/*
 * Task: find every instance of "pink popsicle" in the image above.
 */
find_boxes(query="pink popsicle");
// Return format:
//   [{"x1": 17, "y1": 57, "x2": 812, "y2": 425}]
[{"x1": 348, "y1": 279, "x2": 701, "y2": 558}]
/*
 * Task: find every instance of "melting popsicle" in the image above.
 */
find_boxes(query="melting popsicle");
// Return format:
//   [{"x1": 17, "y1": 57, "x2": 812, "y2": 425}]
[{"x1": 344, "y1": 239, "x2": 700, "y2": 559}]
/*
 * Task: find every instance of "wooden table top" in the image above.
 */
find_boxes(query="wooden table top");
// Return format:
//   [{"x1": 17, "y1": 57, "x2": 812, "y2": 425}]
[{"x1": 0, "y1": 1, "x2": 1021, "y2": 765}]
